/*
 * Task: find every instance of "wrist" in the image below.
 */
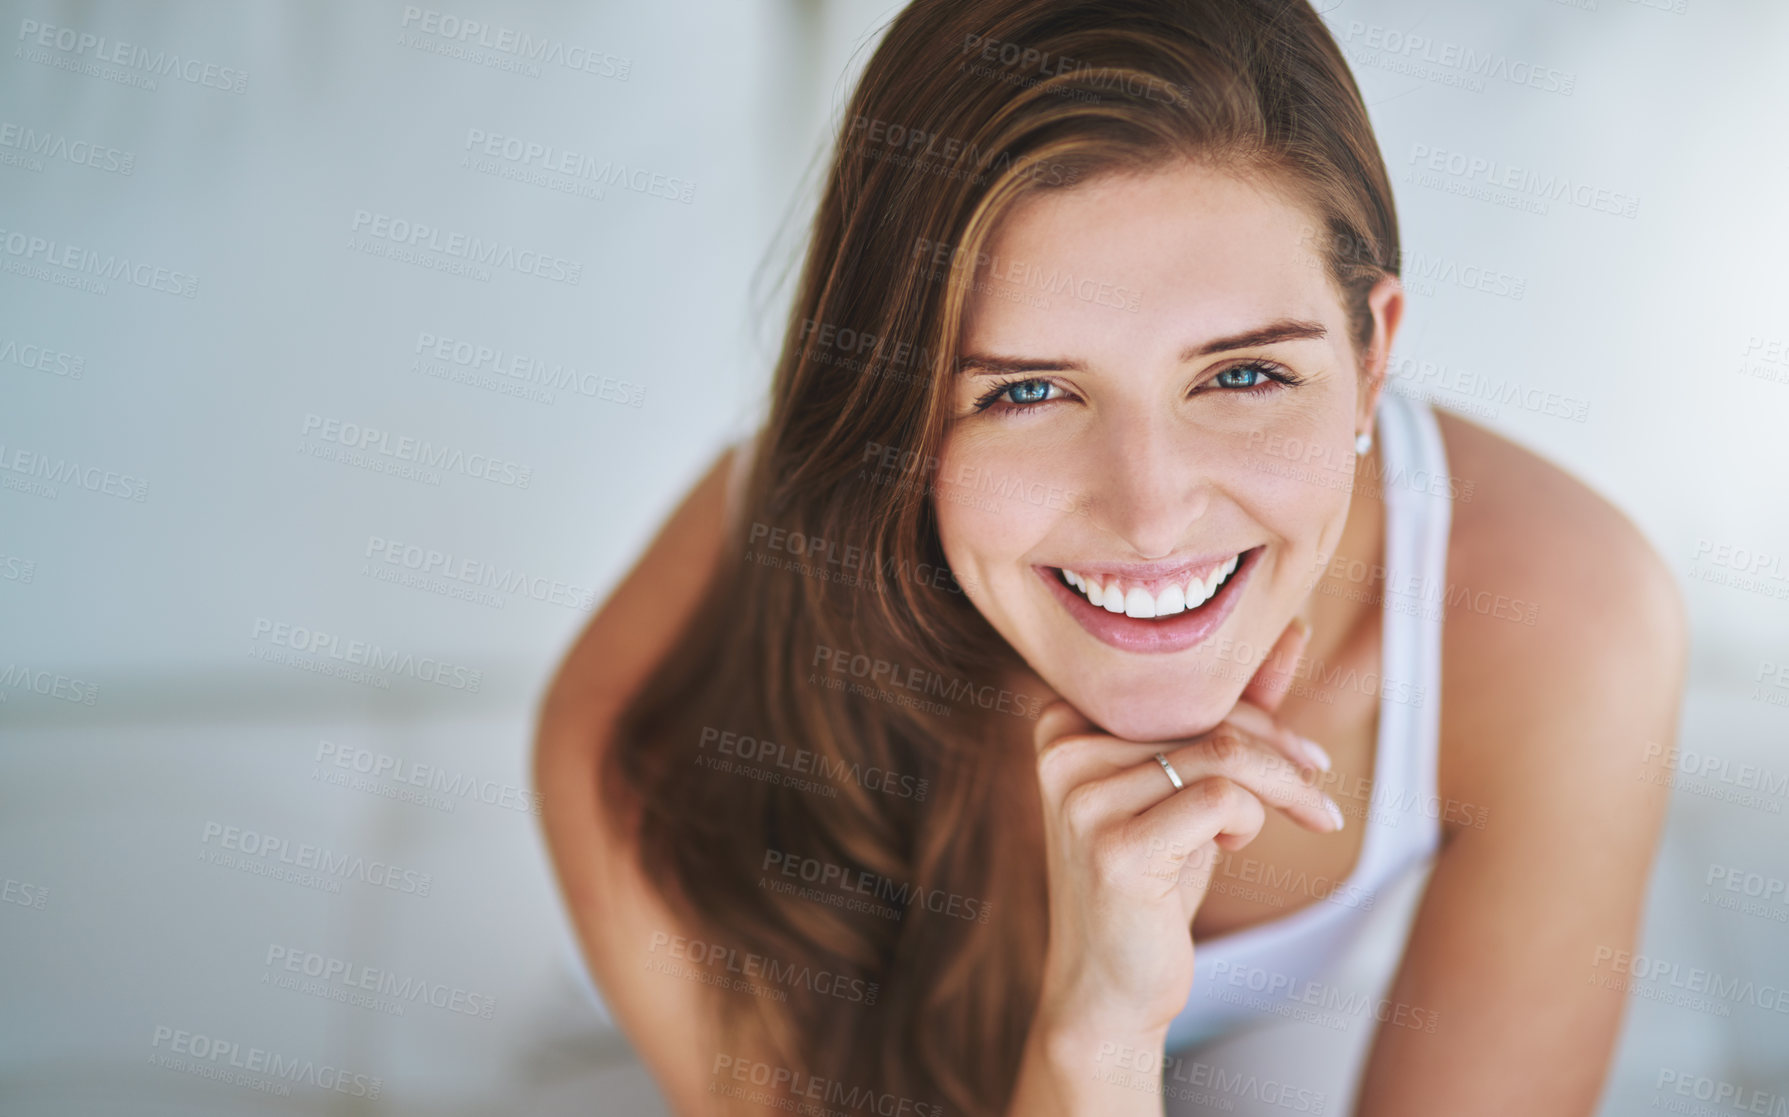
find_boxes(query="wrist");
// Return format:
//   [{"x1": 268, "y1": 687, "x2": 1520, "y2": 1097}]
[
  {"x1": 1007, "y1": 1017, "x2": 1168, "y2": 1117},
  {"x1": 1037, "y1": 1014, "x2": 1169, "y2": 1075},
  {"x1": 1031, "y1": 983, "x2": 1174, "y2": 1054},
  {"x1": 1031, "y1": 1010, "x2": 1169, "y2": 1100}
]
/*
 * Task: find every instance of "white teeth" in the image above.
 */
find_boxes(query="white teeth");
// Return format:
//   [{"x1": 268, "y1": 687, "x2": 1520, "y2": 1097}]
[
  {"x1": 1124, "y1": 587, "x2": 1156, "y2": 618},
  {"x1": 1156, "y1": 583, "x2": 1186, "y2": 616},
  {"x1": 1062, "y1": 553, "x2": 1243, "y2": 618}
]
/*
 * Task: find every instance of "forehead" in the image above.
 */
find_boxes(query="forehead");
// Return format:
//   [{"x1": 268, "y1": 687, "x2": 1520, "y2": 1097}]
[{"x1": 959, "y1": 161, "x2": 1336, "y2": 353}]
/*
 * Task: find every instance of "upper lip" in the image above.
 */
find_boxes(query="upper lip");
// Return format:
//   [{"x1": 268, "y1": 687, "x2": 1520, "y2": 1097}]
[{"x1": 1047, "y1": 549, "x2": 1252, "y2": 593}]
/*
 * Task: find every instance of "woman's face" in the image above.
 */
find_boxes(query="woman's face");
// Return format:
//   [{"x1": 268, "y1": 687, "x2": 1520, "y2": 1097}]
[{"x1": 934, "y1": 160, "x2": 1397, "y2": 743}]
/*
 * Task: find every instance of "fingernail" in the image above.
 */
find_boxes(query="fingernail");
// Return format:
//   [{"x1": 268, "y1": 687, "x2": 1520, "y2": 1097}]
[
  {"x1": 1324, "y1": 797, "x2": 1346, "y2": 831},
  {"x1": 1299, "y1": 736, "x2": 1332, "y2": 773},
  {"x1": 1292, "y1": 616, "x2": 1313, "y2": 642}
]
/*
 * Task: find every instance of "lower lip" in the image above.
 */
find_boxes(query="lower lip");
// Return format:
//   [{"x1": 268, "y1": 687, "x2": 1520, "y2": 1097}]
[{"x1": 1036, "y1": 548, "x2": 1261, "y2": 654}]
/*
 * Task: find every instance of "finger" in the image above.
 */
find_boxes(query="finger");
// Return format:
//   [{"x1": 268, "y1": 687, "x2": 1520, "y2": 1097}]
[
  {"x1": 1162, "y1": 732, "x2": 1341, "y2": 832},
  {"x1": 1240, "y1": 615, "x2": 1311, "y2": 715},
  {"x1": 1171, "y1": 727, "x2": 1340, "y2": 832},
  {"x1": 1223, "y1": 699, "x2": 1332, "y2": 776},
  {"x1": 1031, "y1": 699, "x2": 1110, "y2": 806},
  {"x1": 1068, "y1": 725, "x2": 1341, "y2": 833},
  {"x1": 1120, "y1": 776, "x2": 1268, "y2": 891},
  {"x1": 1032, "y1": 698, "x2": 1095, "y2": 755}
]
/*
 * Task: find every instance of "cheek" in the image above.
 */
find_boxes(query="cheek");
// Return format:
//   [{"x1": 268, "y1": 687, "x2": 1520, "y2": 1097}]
[
  {"x1": 1288, "y1": 480, "x2": 1349, "y2": 542},
  {"x1": 1270, "y1": 481, "x2": 1350, "y2": 572},
  {"x1": 1258, "y1": 475, "x2": 1354, "y2": 596},
  {"x1": 1232, "y1": 424, "x2": 1358, "y2": 531},
  {"x1": 1229, "y1": 459, "x2": 1335, "y2": 522},
  {"x1": 932, "y1": 442, "x2": 1074, "y2": 611},
  {"x1": 932, "y1": 482, "x2": 1007, "y2": 604},
  {"x1": 930, "y1": 451, "x2": 982, "y2": 590},
  {"x1": 934, "y1": 447, "x2": 1044, "y2": 555}
]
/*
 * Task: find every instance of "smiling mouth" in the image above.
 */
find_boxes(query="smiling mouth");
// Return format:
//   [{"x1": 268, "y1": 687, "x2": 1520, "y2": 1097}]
[
  {"x1": 1036, "y1": 547, "x2": 1261, "y2": 654},
  {"x1": 1055, "y1": 552, "x2": 1246, "y2": 619}
]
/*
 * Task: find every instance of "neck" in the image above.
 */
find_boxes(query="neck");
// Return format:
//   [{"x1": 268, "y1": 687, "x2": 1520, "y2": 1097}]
[{"x1": 1302, "y1": 444, "x2": 1387, "y2": 669}]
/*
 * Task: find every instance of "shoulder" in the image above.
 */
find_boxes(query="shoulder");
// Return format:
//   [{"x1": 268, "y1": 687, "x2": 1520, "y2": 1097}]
[
  {"x1": 1435, "y1": 408, "x2": 1687, "y2": 662},
  {"x1": 1437, "y1": 407, "x2": 1686, "y2": 649},
  {"x1": 1430, "y1": 408, "x2": 1688, "y2": 829},
  {"x1": 533, "y1": 435, "x2": 763, "y2": 1114},
  {"x1": 1356, "y1": 408, "x2": 1689, "y2": 1109}
]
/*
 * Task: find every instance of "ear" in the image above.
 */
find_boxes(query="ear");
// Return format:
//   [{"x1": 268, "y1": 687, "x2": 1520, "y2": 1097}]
[{"x1": 1358, "y1": 274, "x2": 1405, "y2": 431}]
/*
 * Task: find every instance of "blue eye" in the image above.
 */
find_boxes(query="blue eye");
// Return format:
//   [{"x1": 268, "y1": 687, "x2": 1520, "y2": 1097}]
[
  {"x1": 973, "y1": 377, "x2": 1060, "y2": 412},
  {"x1": 1210, "y1": 361, "x2": 1301, "y2": 395},
  {"x1": 969, "y1": 361, "x2": 1302, "y2": 417},
  {"x1": 1215, "y1": 364, "x2": 1266, "y2": 389}
]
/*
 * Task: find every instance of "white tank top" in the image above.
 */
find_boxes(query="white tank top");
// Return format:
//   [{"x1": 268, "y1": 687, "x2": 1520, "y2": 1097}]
[
  {"x1": 1163, "y1": 389, "x2": 1453, "y2": 1053},
  {"x1": 557, "y1": 394, "x2": 1455, "y2": 1059}
]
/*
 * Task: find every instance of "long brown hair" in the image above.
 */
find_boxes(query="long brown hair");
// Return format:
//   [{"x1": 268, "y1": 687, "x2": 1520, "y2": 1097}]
[{"x1": 604, "y1": 1, "x2": 1400, "y2": 1112}]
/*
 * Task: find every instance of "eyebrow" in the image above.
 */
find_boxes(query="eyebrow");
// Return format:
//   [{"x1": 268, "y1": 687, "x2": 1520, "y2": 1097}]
[{"x1": 955, "y1": 318, "x2": 1329, "y2": 377}]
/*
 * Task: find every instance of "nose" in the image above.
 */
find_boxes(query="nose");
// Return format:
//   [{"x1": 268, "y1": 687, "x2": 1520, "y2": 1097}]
[{"x1": 1084, "y1": 412, "x2": 1210, "y2": 558}]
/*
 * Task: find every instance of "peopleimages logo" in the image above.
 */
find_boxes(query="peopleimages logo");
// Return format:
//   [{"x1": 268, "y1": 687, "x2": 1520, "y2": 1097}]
[
  {"x1": 398, "y1": 7, "x2": 631, "y2": 80},
  {"x1": 0, "y1": 225, "x2": 199, "y2": 297},
  {"x1": 0, "y1": 437, "x2": 149, "y2": 501},
  {"x1": 698, "y1": 725, "x2": 930, "y2": 801},
  {"x1": 1654, "y1": 1071, "x2": 1782, "y2": 1115},
  {"x1": 0, "y1": 552, "x2": 39, "y2": 583},
  {"x1": 1404, "y1": 142, "x2": 1640, "y2": 219},
  {"x1": 0, "y1": 664, "x2": 99, "y2": 705},
  {"x1": 1095, "y1": 1043, "x2": 1330, "y2": 1113},
  {"x1": 363, "y1": 535, "x2": 595, "y2": 612},
  {"x1": 199, "y1": 820, "x2": 434, "y2": 897},
  {"x1": 300, "y1": 414, "x2": 532, "y2": 488},
  {"x1": 913, "y1": 235, "x2": 1142, "y2": 312},
  {"x1": 1341, "y1": 21, "x2": 1578, "y2": 96},
  {"x1": 0, "y1": 121, "x2": 135, "y2": 174},
  {"x1": 315, "y1": 739, "x2": 541, "y2": 816},
  {"x1": 249, "y1": 617, "x2": 483, "y2": 693},
  {"x1": 412, "y1": 331, "x2": 644, "y2": 408},
  {"x1": 148, "y1": 1025, "x2": 381, "y2": 1098},
  {"x1": 15, "y1": 20, "x2": 249, "y2": 93},
  {"x1": 811, "y1": 643, "x2": 1045, "y2": 721},
  {"x1": 348, "y1": 210, "x2": 583, "y2": 285},
  {"x1": 264, "y1": 944, "x2": 497, "y2": 1020},
  {"x1": 646, "y1": 931, "x2": 880, "y2": 1006},
  {"x1": 462, "y1": 128, "x2": 693, "y2": 204},
  {"x1": 0, "y1": 334, "x2": 85, "y2": 378},
  {"x1": 710, "y1": 1055, "x2": 942, "y2": 1117}
]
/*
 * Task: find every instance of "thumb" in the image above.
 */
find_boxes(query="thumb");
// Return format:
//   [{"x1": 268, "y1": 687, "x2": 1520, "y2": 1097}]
[
  {"x1": 1032, "y1": 697, "x2": 1096, "y2": 754},
  {"x1": 1240, "y1": 616, "x2": 1311, "y2": 715}
]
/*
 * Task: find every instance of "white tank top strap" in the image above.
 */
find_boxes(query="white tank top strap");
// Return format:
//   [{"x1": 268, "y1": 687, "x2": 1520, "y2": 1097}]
[
  {"x1": 1354, "y1": 388, "x2": 1452, "y2": 881},
  {"x1": 1162, "y1": 390, "x2": 1452, "y2": 1052}
]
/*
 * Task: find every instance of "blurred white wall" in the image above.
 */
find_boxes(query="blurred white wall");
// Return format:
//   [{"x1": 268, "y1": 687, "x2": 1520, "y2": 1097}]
[{"x1": 3, "y1": 1, "x2": 1786, "y2": 1114}]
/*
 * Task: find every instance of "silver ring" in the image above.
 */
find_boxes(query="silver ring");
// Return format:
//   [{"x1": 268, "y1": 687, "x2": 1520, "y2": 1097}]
[{"x1": 1153, "y1": 752, "x2": 1184, "y2": 791}]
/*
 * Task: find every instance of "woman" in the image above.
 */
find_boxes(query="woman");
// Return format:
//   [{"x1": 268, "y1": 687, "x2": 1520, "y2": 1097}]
[{"x1": 536, "y1": 1, "x2": 1687, "y2": 1114}]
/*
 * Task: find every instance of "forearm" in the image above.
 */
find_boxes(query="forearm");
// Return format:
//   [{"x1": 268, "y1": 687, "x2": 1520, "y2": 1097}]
[{"x1": 1007, "y1": 1016, "x2": 1168, "y2": 1117}]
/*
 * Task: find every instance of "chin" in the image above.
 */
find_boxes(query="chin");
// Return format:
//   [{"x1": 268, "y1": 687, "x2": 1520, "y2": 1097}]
[{"x1": 1070, "y1": 683, "x2": 1237, "y2": 745}]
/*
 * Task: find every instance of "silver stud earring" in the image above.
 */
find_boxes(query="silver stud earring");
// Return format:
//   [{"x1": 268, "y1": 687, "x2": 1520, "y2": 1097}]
[{"x1": 1355, "y1": 430, "x2": 1374, "y2": 456}]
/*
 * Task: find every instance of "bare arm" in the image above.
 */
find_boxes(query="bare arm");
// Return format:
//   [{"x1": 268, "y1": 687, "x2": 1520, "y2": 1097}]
[
  {"x1": 539, "y1": 444, "x2": 741, "y2": 729},
  {"x1": 534, "y1": 443, "x2": 747, "y2": 1116},
  {"x1": 1351, "y1": 434, "x2": 1688, "y2": 1116},
  {"x1": 1012, "y1": 623, "x2": 1337, "y2": 1117}
]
